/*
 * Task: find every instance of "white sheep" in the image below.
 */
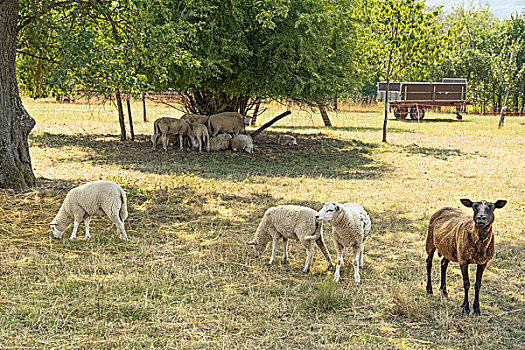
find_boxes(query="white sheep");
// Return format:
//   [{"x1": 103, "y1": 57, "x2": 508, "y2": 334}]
[
  {"x1": 207, "y1": 112, "x2": 250, "y2": 137},
  {"x1": 49, "y1": 181, "x2": 128, "y2": 241},
  {"x1": 209, "y1": 133, "x2": 232, "y2": 151},
  {"x1": 315, "y1": 202, "x2": 371, "y2": 283},
  {"x1": 247, "y1": 205, "x2": 333, "y2": 273},
  {"x1": 278, "y1": 135, "x2": 297, "y2": 146},
  {"x1": 231, "y1": 134, "x2": 254, "y2": 153}
]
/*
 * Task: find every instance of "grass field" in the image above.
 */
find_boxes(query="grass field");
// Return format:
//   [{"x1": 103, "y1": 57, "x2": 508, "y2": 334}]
[{"x1": 1, "y1": 98, "x2": 524, "y2": 349}]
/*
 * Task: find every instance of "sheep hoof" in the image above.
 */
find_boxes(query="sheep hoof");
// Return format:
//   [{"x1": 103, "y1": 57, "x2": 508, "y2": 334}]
[
  {"x1": 282, "y1": 258, "x2": 288, "y2": 265},
  {"x1": 426, "y1": 286, "x2": 433, "y2": 294},
  {"x1": 440, "y1": 287, "x2": 448, "y2": 298},
  {"x1": 462, "y1": 302, "x2": 470, "y2": 315},
  {"x1": 473, "y1": 308, "x2": 481, "y2": 316}
]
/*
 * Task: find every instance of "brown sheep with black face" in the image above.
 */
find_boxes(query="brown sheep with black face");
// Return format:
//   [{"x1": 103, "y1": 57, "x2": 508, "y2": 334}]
[{"x1": 425, "y1": 199, "x2": 507, "y2": 315}]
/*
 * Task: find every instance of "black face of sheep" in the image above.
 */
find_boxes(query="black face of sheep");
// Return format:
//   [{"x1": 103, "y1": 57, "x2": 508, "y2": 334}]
[{"x1": 460, "y1": 199, "x2": 507, "y2": 229}]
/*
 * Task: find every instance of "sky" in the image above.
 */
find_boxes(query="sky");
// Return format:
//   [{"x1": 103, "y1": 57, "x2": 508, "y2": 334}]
[{"x1": 425, "y1": 0, "x2": 524, "y2": 19}]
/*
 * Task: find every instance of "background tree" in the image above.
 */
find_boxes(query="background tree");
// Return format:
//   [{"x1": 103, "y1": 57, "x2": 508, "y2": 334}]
[{"x1": 367, "y1": 0, "x2": 453, "y2": 142}]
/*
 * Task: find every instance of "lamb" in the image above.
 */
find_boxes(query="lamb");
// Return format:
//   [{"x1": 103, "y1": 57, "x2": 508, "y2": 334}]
[
  {"x1": 209, "y1": 133, "x2": 232, "y2": 151},
  {"x1": 207, "y1": 112, "x2": 250, "y2": 137},
  {"x1": 231, "y1": 134, "x2": 254, "y2": 153},
  {"x1": 278, "y1": 135, "x2": 297, "y2": 146},
  {"x1": 189, "y1": 122, "x2": 210, "y2": 152},
  {"x1": 315, "y1": 202, "x2": 371, "y2": 283},
  {"x1": 247, "y1": 205, "x2": 333, "y2": 273},
  {"x1": 151, "y1": 117, "x2": 195, "y2": 152},
  {"x1": 49, "y1": 181, "x2": 129, "y2": 241},
  {"x1": 181, "y1": 113, "x2": 210, "y2": 126},
  {"x1": 425, "y1": 199, "x2": 507, "y2": 315}
]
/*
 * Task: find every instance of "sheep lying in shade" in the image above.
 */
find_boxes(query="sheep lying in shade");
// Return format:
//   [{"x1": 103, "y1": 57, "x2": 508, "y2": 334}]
[
  {"x1": 315, "y1": 202, "x2": 371, "y2": 283},
  {"x1": 231, "y1": 134, "x2": 254, "y2": 153},
  {"x1": 209, "y1": 133, "x2": 232, "y2": 151},
  {"x1": 247, "y1": 205, "x2": 333, "y2": 273},
  {"x1": 49, "y1": 181, "x2": 129, "y2": 241},
  {"x1": 426, "y1": 199, "x2": 507, "y2": 315},
  {"x1": 278, "y1": 135, "x2": 297, "y2": 146}
]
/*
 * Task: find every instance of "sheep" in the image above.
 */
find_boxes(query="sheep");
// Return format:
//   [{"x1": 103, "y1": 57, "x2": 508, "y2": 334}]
[
  {"x1": 425, "y1": 199, "x2": 507, "y2": 315},
  {"x1": 209, "y1": 133, "x2": 232, "y2": 151},
  {"x1": 189, "y1": 122, "x2": 210, "y2": 152},
  {"x1": 151, "y1": 117, "x2": 195, "y2": 151},
  {"x1": 207, "y1": 112, "x2": 251, "y2": 137},
  {"x1": 231, "y1": 134, "x2": 254, "y2": 154},
  {"x1": 247, "y1": 205, "x2": 333, "y2": 273},
  {"x1": 278, "y1": 135, "x2": 297, "y2": 146},
  {"x1": 49, "y1": 181, "x2": 129, "y2": 241},
  {"x1": 181, "y1": 113, "x2": 210, "y2": 126},
  {"x1": 315, "y1": 202, "x2": 371, "y2": 283}
]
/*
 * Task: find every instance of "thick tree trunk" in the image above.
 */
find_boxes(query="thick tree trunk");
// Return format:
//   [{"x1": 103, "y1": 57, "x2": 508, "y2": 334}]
[
  {"x1": 250, "y1": 98, "x2": 261, "y2": 126},
  {"x1": 126, "y1": 97, "x2": 134, "y2": 141},
  {"x1": 0, "y1": 0, "x2": 37, "y2": 189},
  {"x1": 318, "y1": 103, "x2": 332, "y2": 127},
  {"x1": 115, "y1": 89, "x2": 126, "y2": 141}
]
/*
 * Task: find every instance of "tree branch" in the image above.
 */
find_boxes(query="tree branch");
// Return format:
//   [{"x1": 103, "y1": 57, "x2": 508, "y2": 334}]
[{"x1": 15, "y1": 50, "x2": 61, "y2": 64}]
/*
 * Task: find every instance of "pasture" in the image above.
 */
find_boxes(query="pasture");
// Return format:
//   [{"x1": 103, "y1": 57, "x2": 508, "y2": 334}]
[{"x1": 0, "y1": 99, "x2": 524, "y2": 349}]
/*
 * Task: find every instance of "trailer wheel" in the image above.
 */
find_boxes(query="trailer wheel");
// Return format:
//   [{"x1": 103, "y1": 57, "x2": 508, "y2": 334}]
[
  {"x1": 410, "y1": 105, "x2": 425, "y2": 120},
  {"x1": 393, "y1": 106, "x2": 409, "y2": 119}
]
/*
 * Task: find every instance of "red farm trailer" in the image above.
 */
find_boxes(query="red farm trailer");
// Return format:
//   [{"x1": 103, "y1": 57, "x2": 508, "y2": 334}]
[{"x1": 377, "y1": 78, "x2": 469, "y2": 120}]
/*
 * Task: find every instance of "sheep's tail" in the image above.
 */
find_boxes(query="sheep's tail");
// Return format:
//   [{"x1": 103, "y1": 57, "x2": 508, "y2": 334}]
[
  {"x1": 425, "y1": 218, "x2": 435, "y2": 255},
  {"x1": 119, "y1": 188, "x2": 128, "y2": 222},
  {"x1": 304, "y1": 221, "x2": 321, "y2": 241}
]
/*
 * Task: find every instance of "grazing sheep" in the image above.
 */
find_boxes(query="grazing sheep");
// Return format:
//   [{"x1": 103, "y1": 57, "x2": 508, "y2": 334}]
[
  {"x1": 181, "y1": 113, "x2": 210, "y2": 126},
  {"x1": 49, "y1": 181, "x2": 128, "y2": 241},
  {"x1": 189, "y1": 122, "x2": 210, "y2": 152},
  {"x1": 426, "y1": 199, "x2": 507, "y2": 315},
  {"x1": 247, "y1": 205, "x2": 333, "y2": 273},
  {"x1": 278, "y1": 135, "x2": 297, "y2": 146},
  {"x1": 209, "y1": 133, "x2": 232, "y2": 151},
  {"x1": 207, "y1": 112, "x2": 250, "y2": 137},
  {"x1": 231, "y1": 134, "x2": 254, "y2": 154},
  {"x1": 315, "y1": 202, "x2": 371, "y2": 283},
  {"x1": 151, "y1": 117, "x2": 195, "y2": 152}
]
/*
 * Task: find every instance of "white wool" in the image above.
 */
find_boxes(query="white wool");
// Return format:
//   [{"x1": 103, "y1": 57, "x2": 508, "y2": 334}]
[
  {"x1": 231, "y1": 134, "x2": 254, "y2": 153},
  {"x1": 316, "y1": 202, "x2": 371, "y2": 283},
  {"x1": 50, "y1": 181, "x2": 128, "y2": 241},
  {"x1": 247, "y1": 205, "x2": 333, "y2": 273}
]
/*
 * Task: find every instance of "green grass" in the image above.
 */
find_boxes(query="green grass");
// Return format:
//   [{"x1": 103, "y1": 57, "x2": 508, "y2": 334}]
[{"x1": 0, "y1": 98, "x2": 524, "y2": 349}]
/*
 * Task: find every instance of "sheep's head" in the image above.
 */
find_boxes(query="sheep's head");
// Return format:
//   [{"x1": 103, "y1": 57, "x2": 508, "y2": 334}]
[
  {"x1": 315, "y1": 202, "x2": 340, "y2": 222},
  {"x1": 461, "y1": 199, "x2": 507, "y2": 229},
  {"x1": 246, "y1": 239, "x2": 266, "y2": 258},
  {"x1": 243, "y1": 143, "x2": 254, "y2": 154},
  {"x1": 49, "y1": 219, "x2": 65, "y2": 239}
]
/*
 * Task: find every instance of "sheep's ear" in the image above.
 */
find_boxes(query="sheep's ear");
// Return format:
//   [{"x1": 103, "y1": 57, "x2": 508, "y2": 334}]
[
  {"x1": 335, "y1": 204, "x2": 341, "y2": 212},
  {"x1": 460, "y1": 199, "x2": 473, "y2": 207},
  {"x1": 494, "y1": 200, "x2": 507, "y2": 209},
  {"x1": 246, "y1": 240, "x2": 257, "y2": 246},
  {"x1": 321, "y1": 202, "x2": 325, "y2": 206}
]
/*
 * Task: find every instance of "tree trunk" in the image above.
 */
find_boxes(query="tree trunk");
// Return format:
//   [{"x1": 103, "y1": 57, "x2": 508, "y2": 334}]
[
  {"x1": 0, "y1": 0, "x2": 37, "y2": 189},
  {"x1": 250, "y1": 98, "x2": 261, "y2": 126},
  {"x1": 333, "y1": 95, "x2": 338, "y2": 111},
  {"x1": 142, "y1": 92, "x2": 147, "y2": 122},
  {"x1": 382, "y1": 78, "x2": 390, "y2": 142},
  {"x1": 319, "y1": 103, "x2": 332, "y2": 127},
  {"x1": 126, "y1": 97, "x2": 134, "y2": 141},
  {"x1": 498, "y1": 89, "x2": 510, "y2": 128},
  {"x1": 115, "y1": 89, "x2": 126, "y2": 141}
]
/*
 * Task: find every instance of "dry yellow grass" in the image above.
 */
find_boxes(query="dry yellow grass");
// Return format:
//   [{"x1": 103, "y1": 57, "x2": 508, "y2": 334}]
[{"x1": 0, "y1": 98, "x2": 524, "y2": 349}]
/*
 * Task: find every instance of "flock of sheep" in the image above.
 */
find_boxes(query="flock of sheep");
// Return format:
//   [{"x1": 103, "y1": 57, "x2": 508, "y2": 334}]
[
  {"x1": 149, "y1": 111, "x2": 297, "y2": 153},
  {"x1": 49, "y1": 179, "x2": 507, "y2": 316}
]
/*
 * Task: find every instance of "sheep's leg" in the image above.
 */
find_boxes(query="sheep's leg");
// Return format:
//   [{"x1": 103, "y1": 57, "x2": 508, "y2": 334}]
[
  {"x1": 282, "y1": 237, "x2": 289, "y2": 264},
  {"x1": 151, "y1": 134, "x2": 158, "y2": 149},
  {"x1": 268, "y1": 236, "x2": 278, "y2": 265},
  {"x1": 333, "y1": 241, "x2": 344, "y2": 283},
  {"x1": 303, "y1": 245, "x2": 314, "y2": 273},
  {"x1": 473, "y1": 263, "x2": 486, "y2": 316},
  {"x1": 426, "y1": 248, "x2": 436, "y2": 294},
  {"x1": 179, "y1": 134, "x2": 184, "y2": 150},
  {"x1": 352, "y1": 245, "x2": 361, "y2": 283},
  {"x1": 162, "y1": 133, "x2": 169, "y2": 152},
  {"x1": 460, "y1": 263, "x2": 470, "y2": 314},
  {"x1": 439, "y1": 257, "x2": 449, "y2": 297},
  {"x1": 69, "y1": 221, "x2": 80, "y2": 240},
  {"x1": 315, "y1": 236, "x2": 333, "y2": 269},
  {"x1": 359, "y1": 244, "x2": 364, "y2": 268},
  {"x1": 84, "y1": 217, "x2": 91, "y2": 240}
]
